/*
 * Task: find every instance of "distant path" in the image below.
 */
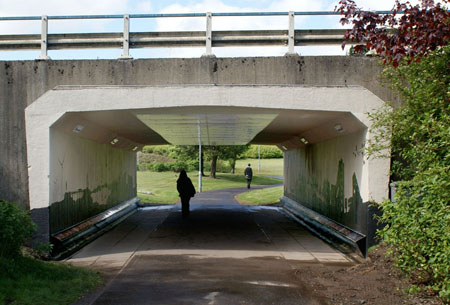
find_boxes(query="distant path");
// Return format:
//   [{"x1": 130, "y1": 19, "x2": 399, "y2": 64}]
[
  {"x1": 261, "y1": 174, "x2": 284, "y2": 180},
  {"x1": 186, "y1": 183, "x2": 283, "y2": 210}
]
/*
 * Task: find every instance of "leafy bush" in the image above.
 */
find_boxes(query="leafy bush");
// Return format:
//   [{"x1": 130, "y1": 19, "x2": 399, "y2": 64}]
[
  {"x1": 370, "y1": 45, "x2": 450, "y2": 301},
  {"x1": 146, "y1": 162, "x2": 168, "y2": 172},
  {"x1": 152, "y1": 145, "x2": 170, "y2": 155},
  {"x1": 141, "y1": 145, "x2": 170, "y2": 155},
  {"x1": 138, "y1": 152, "x2": 174, "y2": 164},
  {"x1": 138, "y1": 152, "x2": 176, "y2": 171},
  {"x1": 145, "y1": 160, "x2": 198, "y2": 172},
  {"x1": 0, "y1": 200, "x2": 36, "y2": 258},
  {"x1": 379, "y1": 166, "x2": 450, "y2": 300},
  {"x1": 169, "y1": 160, "x2": 198, "y2": 172},
  {"x1": 242, "y1": 145, "x2": 283, "y2": 159},
  {"x1": 141, "y1": 146, "x2": 153, "y2": 154}
]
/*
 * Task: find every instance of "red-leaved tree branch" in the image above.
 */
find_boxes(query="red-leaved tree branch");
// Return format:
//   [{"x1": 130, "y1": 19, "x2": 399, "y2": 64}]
[{"x1": 335, "y1": 0, "x2": 450, "y2": 66}]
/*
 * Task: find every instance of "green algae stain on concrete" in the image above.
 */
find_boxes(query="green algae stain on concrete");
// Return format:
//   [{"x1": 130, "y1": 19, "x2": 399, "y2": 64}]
[
  {"x1": 49, "y1": 173, "x2": 135, "y2": 234},
  {"x1": 290, "y1": 158, "x2": 363, "y2": 231}
]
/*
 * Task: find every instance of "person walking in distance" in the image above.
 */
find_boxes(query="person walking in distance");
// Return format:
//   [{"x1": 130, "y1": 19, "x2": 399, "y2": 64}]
[
  {"x1": 177, "y1": 169, "x2": 196, "y2": 218},
  {"x1": 244, "y1": 163, "x2": 253, "y2": 189}
]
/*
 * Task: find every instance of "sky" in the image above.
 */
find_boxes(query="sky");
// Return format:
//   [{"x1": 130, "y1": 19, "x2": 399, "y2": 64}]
[{"x1": 0, "y1": 0, "x2": 412, "y2": 60}]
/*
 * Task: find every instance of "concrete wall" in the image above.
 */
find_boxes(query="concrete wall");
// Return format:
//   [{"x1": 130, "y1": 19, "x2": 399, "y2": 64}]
[
  {"x1": 49, "y1": 128, "x2": 136, "y2": 234},
  {"x1": 284, "y1": 129, "x2": 369, "y2": 233},
  {"x1": 0, "y1": 56, "x2": 394, "y2": 211}
]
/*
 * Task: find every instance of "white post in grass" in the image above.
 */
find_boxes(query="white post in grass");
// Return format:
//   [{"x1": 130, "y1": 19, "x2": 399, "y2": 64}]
[{"x1": 198, "y1": 120, "x2": 202, "y2": 192}]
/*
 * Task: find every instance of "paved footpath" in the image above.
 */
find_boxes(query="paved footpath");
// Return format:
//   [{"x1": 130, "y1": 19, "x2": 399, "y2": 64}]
[{"x1": 69, "y1": 186, "x2": 352, "y2": 305}]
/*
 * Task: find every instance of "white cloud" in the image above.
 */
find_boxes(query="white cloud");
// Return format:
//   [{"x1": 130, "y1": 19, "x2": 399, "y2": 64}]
[
  {"x1": 266, "y1": 0, "x2": 324, "y2": 11},
  {"x1": 0, "y1": 0, "x2": 129, "y2": 16},
  {"x1": 152, "y1": 0, "x2": 336, "y2": 57},
  {"x1": 135, "y1": 1, "x2": 153, "y2": 13},
  {"x1": 0, "y1": 0, "x2": 129, "y2": 34}
]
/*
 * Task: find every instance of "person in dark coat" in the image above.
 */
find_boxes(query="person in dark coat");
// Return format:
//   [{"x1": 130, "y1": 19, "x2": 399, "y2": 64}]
[
  {"x1": 244, "y1": 163, "x2": 253, "y2": 189},
  {"x1": 177, "y1": 169, "x2": 196, "y2": 218}
]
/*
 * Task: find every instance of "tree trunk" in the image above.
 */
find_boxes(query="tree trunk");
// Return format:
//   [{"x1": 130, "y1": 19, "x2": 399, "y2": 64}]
[
  {"x1": 210, "y1": 155, "x2": 218, "y2": 178},
  {"x1": 230, "y1": 157, "x2": 236, "y2": 174}
]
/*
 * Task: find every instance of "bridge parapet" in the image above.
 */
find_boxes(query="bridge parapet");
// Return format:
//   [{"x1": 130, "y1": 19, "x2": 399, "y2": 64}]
[{"x1": 0, "y1": 11, "x2": 393, "y2": 59}]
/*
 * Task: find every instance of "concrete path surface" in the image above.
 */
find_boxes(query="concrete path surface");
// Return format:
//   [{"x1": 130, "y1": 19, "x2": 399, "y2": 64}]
[{"x1": 69, "y1": 186, "x2": 352, "y2": 305}]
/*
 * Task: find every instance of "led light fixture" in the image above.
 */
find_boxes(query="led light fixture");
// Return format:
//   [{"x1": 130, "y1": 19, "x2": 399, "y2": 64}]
[
  {"x1": 300, "y1": 137, "x2": 309, "y2": 145},
  {"x1": 72, "y1": 124, "x2": 84, "y2": 133},
  {"x1": 110, "y1": 137, "x2": 119, "y2": 145},
  {"x1": 334, "y1": 124, "x2": 344, "y2": 133}
]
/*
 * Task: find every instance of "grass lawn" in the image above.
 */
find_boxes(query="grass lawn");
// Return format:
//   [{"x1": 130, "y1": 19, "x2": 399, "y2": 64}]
[
  {"x1": 0, "y1": 256, "x2": 102, "y2": 305},
  {"x1": 137, "y1": 169, "x2": 282, "y2": 204},
  {"x1": 235, "y1": 158, "x2": 283, "y2": 177},
  {"x1": 235, "y1": 186, "x2": 284, "y2": 205}
]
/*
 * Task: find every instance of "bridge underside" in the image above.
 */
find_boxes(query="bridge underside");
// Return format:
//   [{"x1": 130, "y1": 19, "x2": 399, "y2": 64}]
[
  {"x1": 55, "y1": 106, "x2": 365, "y2": 147},
  {"x1": 25, "y1": 84, "x2": 389, "y2": 252}
]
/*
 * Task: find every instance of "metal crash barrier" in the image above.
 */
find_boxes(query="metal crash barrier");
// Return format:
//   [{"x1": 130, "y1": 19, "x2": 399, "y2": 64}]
[{"x1": 0, "y1": 10, "x2": 393, "y2": 59}]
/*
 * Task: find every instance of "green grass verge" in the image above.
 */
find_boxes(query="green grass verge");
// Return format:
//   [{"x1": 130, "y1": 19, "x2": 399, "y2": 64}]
[
  {"x1": 137, "y1": 171, "x2": 282, "y2": 204},
  {"x1": 235, "y1": 158, "x2": 283, "y2": 177},
  {"x1": 235, "y1": 186, "x2": 284, "y2": 205},
  {"x1": 0, "y1": 256, "x2": 102, "y2": 305}
]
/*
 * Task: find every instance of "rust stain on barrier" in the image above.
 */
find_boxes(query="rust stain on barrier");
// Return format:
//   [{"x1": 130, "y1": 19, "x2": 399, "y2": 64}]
[{"x1": 52, "y1": 199, "x2": 135, "y2": 242}]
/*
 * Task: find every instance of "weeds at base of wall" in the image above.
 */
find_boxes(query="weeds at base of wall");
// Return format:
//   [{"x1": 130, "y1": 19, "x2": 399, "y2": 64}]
[
  {"x1": 0, "y1": 200, "x2": 36, "y2": 258},
  {"x1": 0, "y1": 255, "x2": 102, "y2": 305},
  {"x1": 0, "y1": 200, "x2": 103, "y2": 305}
]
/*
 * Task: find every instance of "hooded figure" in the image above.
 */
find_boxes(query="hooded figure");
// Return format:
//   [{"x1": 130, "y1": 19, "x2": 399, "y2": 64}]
[
  {"x1": 244, "y1": 163, "x2": 253, "y2": 189},
  {"x1": 177, "y1": 169, "x2": 196, "y2": 218}
]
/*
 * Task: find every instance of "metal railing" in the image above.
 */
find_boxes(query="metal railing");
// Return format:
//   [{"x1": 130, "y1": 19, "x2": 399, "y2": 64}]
[{"x1": 0, "y1": 11, "x2": 392, "y2": 59}]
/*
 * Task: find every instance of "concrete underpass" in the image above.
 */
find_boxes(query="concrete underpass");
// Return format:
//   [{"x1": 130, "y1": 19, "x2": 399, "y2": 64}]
[
  {"x1": 1, "y1": 56, "x2": 393, "y2": 303},
  {"x1": 25, "y1": 84, "x2": 389, "y2": 249}
]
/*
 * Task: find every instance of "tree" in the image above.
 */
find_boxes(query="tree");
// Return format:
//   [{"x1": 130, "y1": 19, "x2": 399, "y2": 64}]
[
  {"x1": 169, "y1": 145, "x2": 205, "y2": 176},
  {"x1": 336, "y1": 0, "x2": 450, "y2": 300},
  {"x1": 203, "y1": 145, "x2": 248, "y2": 178},
  {"x1": 170, "y1": 145, "x2": 249, "y2": 178},
  {"x1": 203, "y1": 146, "x2": 221, "y2": 178},
  {"x1": 223, "y1": 145, "x2": 250, "y2": 174},
  {"x1": 335, "y1": 0, "x2": 450, "y2": 66},
  {"x1": 374, "y1": 46, "x2": 449, "y2": 301}
]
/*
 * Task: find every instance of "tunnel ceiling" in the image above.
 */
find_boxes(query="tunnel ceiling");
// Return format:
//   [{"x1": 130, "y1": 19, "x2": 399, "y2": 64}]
[
  {"x1": 136, "y1": 107, "x2": 278, "y2": 145},
  {"x1": 53, "y1": 106, "x2": 366, "y2": 147}
]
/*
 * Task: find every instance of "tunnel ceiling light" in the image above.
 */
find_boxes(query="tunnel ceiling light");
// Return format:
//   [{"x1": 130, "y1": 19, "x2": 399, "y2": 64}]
[
  {"x1": 300, "y1": 137, "x2": 309, "y2": 145},
  {"x1": 110, "y1": 137, "x2": 119, "y2": 145},
  {"x1": 72, "y1": 124, "x2": 84, "y2": 133},
  {"x1": 281, "y1": 145, "x2": 288, "y2": 151},
  {"x1": 334, "y1": 124, "x2": 345, "y2": 133}
]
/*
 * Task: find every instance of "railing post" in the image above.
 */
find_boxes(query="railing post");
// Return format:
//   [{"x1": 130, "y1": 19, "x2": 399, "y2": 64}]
[
  {"x1": 286, "y1": 11, "x2": 297, "y2": 56},
  {"x1": 38, "y1": 15, "x2": 50, "y2": 60},
  {"x1": 119, "y1": 14, "x2": 133, "y2": 59},
  {"x1": 204, "y1": 12, "x2": 213, "y2": 56}
]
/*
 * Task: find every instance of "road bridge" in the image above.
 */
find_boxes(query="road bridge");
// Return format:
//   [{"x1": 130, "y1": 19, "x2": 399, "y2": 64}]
[{"x1": 0, "y1": 12, "x2": 394, "y2": 257}]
